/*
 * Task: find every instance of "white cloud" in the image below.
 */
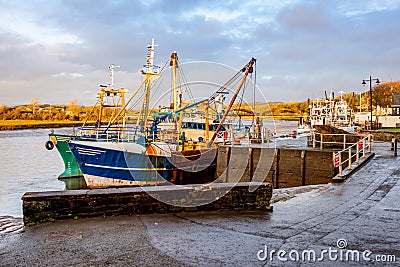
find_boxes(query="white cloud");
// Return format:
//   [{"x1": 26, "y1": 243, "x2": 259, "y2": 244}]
[
  {"x1": 0, "y1": 3, "x2": 84, "y2": 46},
  {"x1": 52, "y1": 72, "x2": 66, "y2": 77},
  {"x1": 70, "y1": 73, "x2": 84, "y2": 78},
  {"x1": 184, "y1": 8, "x2": 244, "y2": 23},
  {"x1": 339, "y1": 0, "x2": 400, "y2": 17},
  {"x1": 52, "y1": 72, "x2": 84, "y2": 79}
]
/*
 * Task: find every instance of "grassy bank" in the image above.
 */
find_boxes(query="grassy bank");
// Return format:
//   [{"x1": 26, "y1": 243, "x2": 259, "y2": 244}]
[
  {"x1": 0, "y1": 120, "x2": 96, "y2": 131},
  {"x1": 378, "y1": 128, "x2": 400, "y2": 133}
]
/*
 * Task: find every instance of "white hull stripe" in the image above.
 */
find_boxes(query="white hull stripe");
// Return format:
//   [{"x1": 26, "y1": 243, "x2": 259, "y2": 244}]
[
  {"x1": 55, "y1": 137, "x2": 72, "y2": 142},
  {"x1": 76, "y1": 147, "x2": 105, "y2": 156},
  {"x1": 85, "y1": 163, "x2": 168, "y2": 171}
]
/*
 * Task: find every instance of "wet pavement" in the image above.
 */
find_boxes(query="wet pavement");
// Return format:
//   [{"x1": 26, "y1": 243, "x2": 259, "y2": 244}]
[
  {"x1": 0, "y1": 216, "x2": 23, "y2": 235},
  {"x1": 0, "y1": 142, "x2": 399, "y2": 266}
]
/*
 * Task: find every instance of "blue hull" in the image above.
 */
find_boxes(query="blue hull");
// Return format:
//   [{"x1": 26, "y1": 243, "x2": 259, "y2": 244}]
[{"x1": 68, "y1": 142, "x2": 172, "y2": 182}]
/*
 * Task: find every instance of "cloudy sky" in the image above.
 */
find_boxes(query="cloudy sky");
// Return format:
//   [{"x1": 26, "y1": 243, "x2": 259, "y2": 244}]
[{"x1": 0, "y1": 0, "x2": 399, "y2": 106}]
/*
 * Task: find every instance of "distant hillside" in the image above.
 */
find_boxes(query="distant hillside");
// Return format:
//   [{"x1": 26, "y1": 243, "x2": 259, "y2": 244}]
[{"x1": 232, "y1": 101, "x2": 308, "y2": 119}]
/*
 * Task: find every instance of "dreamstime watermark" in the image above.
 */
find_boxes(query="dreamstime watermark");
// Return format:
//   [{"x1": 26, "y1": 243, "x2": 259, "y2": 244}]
[
  {"x1": 123, "y1": 60, "x2": 276, "y2": 207},
  {"x1": 257, "y1": 238, "x2": 397, "y2": 263}
]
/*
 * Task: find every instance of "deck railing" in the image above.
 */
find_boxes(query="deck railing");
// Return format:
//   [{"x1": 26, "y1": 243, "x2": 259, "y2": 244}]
[
  {"x1": 333, "y1": 134, "x2": 373, "y2": 176},
  {"x1": 79, "y1": 125, "x2": 144, "y2": 142}
]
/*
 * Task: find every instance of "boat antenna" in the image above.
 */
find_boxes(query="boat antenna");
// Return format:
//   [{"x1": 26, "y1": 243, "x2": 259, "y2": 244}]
[{"x1": 108, "y1": 64, "x2": 120, "y2": 89}]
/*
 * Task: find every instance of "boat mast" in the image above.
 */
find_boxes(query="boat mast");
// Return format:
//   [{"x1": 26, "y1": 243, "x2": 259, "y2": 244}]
[
  {"x1": 209, "y1": 57, "x2": 256, "y2": 144},
  {"x1": 97, "y1": 64, "x2": 122, "y2": 127},
  {"x1": 137, "y1": 38, "x2": 159, "y2": 132},
  {"x1": 170, "y1": 52, "x2": 178, "y2": 128}
]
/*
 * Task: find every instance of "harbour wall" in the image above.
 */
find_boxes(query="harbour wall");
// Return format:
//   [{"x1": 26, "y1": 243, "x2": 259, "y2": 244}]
[
  {"x1": 216, "y1": 146, "x2": 337, "y2": 188},
  {"x1": 58, "y1": 146, "x2": 340, "y2": 191},
  {"x1": 22, "y1": 146, "x2": 342, "y2": 224},
  {"x1": 22, "y1": 182, "x2": 272, "y2": 225}
]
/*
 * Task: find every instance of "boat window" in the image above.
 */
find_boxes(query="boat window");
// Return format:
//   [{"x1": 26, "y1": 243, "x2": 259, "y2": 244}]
[{"x1": 212, "y1": 125, "x2": 226, "y2": 131}]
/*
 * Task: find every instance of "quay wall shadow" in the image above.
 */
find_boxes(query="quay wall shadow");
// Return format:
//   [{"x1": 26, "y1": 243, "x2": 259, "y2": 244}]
[{"x1": 216, "y1": 146, "x2": 338, "y2": 189}]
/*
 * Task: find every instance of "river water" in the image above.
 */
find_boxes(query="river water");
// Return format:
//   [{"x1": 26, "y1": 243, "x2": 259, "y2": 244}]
[
  {"x1": 0, "y1": 128, "x2": 69, "y2": 217},
  {"x1": 0, "y1": 121, "x2": 303, "y2": 217}
]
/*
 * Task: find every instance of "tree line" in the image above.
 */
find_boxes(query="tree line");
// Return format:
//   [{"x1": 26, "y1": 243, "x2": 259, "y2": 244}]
[
  {"x1": 1, "y1": 81, "x2": 399, "y2": 122},
  {"x1": 0, "y1": 102, "x2": 128, "y2": 122},
  {"x1": 258, "y1": 80, "x2": 400, "y2": 117}
]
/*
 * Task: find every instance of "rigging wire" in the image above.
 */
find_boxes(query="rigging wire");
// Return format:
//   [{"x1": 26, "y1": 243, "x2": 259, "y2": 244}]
[
  {"x1": 99, "y1": 57, "x2": 256, "y2": 128},
  {"x1": 176, "y1": 60, "x2": 195, "y2": 102},
  {"x1": 148, "y1": 58, "x2": 173, "y2": 107}
]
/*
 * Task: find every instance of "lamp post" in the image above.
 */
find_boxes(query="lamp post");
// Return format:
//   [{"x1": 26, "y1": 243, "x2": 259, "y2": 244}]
[{"x1": 362, "y1": 76, "x2": 380, "y2": 130}]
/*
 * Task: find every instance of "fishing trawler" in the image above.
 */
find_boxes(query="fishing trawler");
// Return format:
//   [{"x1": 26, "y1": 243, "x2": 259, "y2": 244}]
[
  {"x1": 68, "y1": 39, "x2": 257, "y2": 188},
  {"x1": 332, "y1": 92, "x2": 354, "y2": 132},
  {"x1": 304, "y1": 91, "x2": 354, "y2": 132}
]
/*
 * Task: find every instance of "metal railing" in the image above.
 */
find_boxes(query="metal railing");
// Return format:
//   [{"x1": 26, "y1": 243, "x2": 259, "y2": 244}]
[
  {"x1": 78, "y1": 125, "x2": 144, "y2": 143},
  {"x1": 238, "y1": 127, "x2": 272, "y2": 146},
  {"x1": 310, "y1": 132, "x2": 361, "y2": 149},
  {"x1": 333, "y1": 134, "x2": 373, "y2": 176}
]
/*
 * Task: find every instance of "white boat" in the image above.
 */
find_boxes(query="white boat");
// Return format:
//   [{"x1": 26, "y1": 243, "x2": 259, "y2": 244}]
[{"x1": 300, "y1": 91, "x2": 354, "y2": 133}]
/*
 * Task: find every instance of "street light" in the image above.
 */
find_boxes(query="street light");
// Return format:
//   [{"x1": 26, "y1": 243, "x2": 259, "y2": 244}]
[{"x1": 362, "y1": 76, "x2": 380, "y2": 130}]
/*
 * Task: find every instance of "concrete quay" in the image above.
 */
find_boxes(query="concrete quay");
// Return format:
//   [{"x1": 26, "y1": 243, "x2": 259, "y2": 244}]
[{"x1": 1, "y1": 142, "x2": 399, "y2": 266}]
